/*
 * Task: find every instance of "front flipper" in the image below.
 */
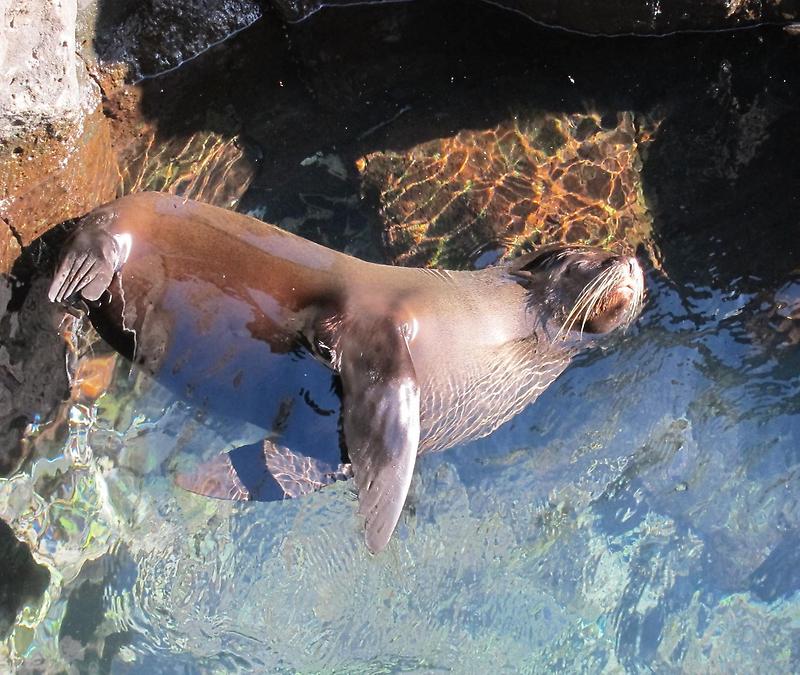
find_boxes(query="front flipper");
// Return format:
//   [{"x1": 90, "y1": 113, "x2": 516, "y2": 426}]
[{"x1": 340, "y1": 318, "x2": 420, "y2": 554}]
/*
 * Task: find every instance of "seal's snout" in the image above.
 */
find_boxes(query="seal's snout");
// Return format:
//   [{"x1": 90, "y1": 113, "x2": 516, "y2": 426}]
[
  {"x1": 616, "y1": 255, "x2": 644, "y2": 292},
  {"x1": 625, "y1": 255, "x2": 644, "y2": 286},
  {"x1": 621, "y1": 256, "x2": 646, "y2": 310},
  {"x1": 599, "y1": 254, "x2": 645, "y2": 331},
  {"x1": 552, "y1": 249, "x2": 646, "y2": 337}
]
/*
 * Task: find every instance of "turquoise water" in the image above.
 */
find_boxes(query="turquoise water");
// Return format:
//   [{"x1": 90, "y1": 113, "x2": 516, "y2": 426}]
[
  {"x1": 5, "y1": 262, "x2": 799, "y2": 671},
  {"x1": 2, "y1": 2, "x2": 800, "y2": 671}
]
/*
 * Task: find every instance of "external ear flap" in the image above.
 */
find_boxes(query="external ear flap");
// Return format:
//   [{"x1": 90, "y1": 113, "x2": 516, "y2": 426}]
[
  {"x1": 507, "y1": 245, "x2": 578, "y2": 283},
  {"x1": 339, "y1": 317, "x2": 420, "y2": 554}
]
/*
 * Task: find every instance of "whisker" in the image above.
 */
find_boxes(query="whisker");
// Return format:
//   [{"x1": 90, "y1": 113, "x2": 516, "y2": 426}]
[
  {"x1": 572, "y1": 269, "x2": 614, "y2": 317},
  {"x1": 557, "y1": 287, "x2": 596, "y2": 338},
  {"x1": 560, "y1": 280, "x2": 604, "y2": 336},
  {"x1": 579, "y1": 269, "x2": 622, "y2": 335},
  {"x1": 556, "y1": 261, "x2": 638, "y2": 340},
  {"x1": 565, "y1": 270, "x2": 609, "y2": 322},
  {"x1": 556, "y1": 267, "x2": 616, "y2": 339}
]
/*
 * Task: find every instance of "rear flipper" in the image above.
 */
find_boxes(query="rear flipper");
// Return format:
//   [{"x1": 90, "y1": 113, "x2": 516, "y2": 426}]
[
  {"x1": 263, "y1": 441, "x2": 352, "y2": 498},
  {"x1": 48, "y1": 219, "x2": 131, "y2": 304},
  {"x1": 175, "y1": 440, "x2": 351, "y2": 502},
  {"x1": 174, "y1": 452, "x2": 251, "y2": 500}
]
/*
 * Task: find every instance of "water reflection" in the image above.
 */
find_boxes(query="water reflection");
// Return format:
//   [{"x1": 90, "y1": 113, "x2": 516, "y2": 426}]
[{"x1": 3, "y1": 242, "x2": 799, "y2": 671}]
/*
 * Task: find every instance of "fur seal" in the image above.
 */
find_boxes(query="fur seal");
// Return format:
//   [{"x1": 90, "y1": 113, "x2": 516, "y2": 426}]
[{"x1": 49, "y1": 192, "x2": 645, "y2": 552}]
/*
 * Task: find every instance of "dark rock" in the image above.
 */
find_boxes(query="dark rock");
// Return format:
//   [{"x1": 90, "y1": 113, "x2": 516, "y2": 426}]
[
  {"x1": 274, "y1": 0, "x2": 800, "y2": 34},
  {"x1": 0, "y1": 240, "x2": 72, "y2": 476},
  {"x1": 92, "y1": 0, "x2": 263, "y2": 81},
  {"x1": 0, "y1": 518, "x2": 50, "y2": 640}
]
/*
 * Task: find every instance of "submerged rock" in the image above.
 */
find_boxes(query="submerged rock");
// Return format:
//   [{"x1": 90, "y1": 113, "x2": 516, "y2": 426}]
[
  {"x1": 0, "y1": 276, "x2": 71, "y2": 478},
  {"x1": 107, "y1": 86, "x2": 261, "y2": 210},
  {"x1": 359, "y1": 111, "x2": 655, "y2": 267}
]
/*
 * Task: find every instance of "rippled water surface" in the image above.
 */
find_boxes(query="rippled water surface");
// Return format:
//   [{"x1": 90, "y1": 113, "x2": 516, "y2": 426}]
[{"x1": 2, "y1": 2, "x2": 799, "y2": 672}]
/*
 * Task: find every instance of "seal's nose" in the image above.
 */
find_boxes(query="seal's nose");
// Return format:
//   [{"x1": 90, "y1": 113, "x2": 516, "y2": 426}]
[
  {"x1": 605, "y1": 256, "x2": 640, "y2": 276},
  {"x1": 623, "y1": 256, "x2": 643, "y2": 277},
  {"x1": 625, "y1": 256, "x2": 646, "y2": 295}
]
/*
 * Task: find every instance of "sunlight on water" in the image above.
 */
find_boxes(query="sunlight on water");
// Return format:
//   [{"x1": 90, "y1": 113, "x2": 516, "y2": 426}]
[{"x1": 3, "y1": 266, "x2": 799, "y2": 671}]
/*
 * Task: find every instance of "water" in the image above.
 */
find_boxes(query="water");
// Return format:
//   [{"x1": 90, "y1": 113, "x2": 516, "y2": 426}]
[{"x1": 2, "y1": 2, "x2": 799, "y2": 671}]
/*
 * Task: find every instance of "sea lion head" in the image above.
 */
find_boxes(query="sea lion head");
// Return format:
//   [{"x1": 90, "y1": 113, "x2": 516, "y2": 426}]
[{"x1": 511, "y1": 245, "x2": 645, "y2": 338}]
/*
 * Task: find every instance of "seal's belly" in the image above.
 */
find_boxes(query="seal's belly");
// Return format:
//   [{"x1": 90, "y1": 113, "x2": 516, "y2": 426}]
[{"x1": 95, "y1": 274, "x2": 344, "y2": 466}]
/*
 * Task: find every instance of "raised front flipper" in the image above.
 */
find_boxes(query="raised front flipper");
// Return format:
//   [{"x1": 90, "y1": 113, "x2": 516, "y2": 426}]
[
  {"x1": 340, "y1": 318, "x2": 420, "y2": 554},
  {"x1": 49, "y1": 221, "x2": 131, "y2": 303}
]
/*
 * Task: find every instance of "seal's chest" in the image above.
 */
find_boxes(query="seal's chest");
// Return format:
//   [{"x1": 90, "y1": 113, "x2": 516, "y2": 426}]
[{"x1": 417, "y1": 340, "x2": 570, "y2": 453}]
